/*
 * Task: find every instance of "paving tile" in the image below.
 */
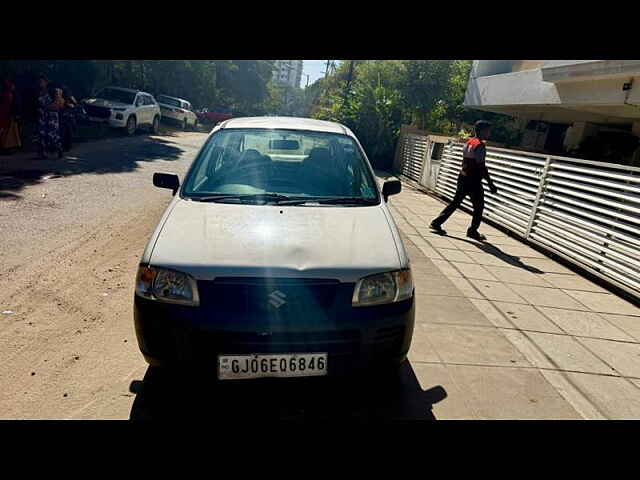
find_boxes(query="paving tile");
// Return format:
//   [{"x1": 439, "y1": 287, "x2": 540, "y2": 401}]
[
  {"x1": 409, "y1": 259, "x2": 444, "y2": 277},
  {"x1": 492, "y1": 302, "x2": 565, "y2": 334},
  {"x1": 520, "y1": 258, "x2": 575, "y2": 274},
  {"x1": 414, "y1": 275, "x2": 465, "y2": 297},
  {"x1": 417, "y1": 245, "x2": 444, "y2": 260},
  {"x1": 538, "y1": 307, "x2": 635, "y2": 342},
  {"x1": 409, "y1": 363, "x2": 479, "y2": 419},
  {"x1": 525, "y1": 332, "x2": 614, "y2": 375},
  {"x1": 467, "y1": 279, "x2": 527, "y2": 303},
  {"x1": 423, "y1": 236, "x2": 459, "y2": 249},
  {"x1": 577, "y1": 338, "x2": 640, "y2": 378},
  {"x1": 446, "y1": 276, "x2": 485, "y2": 299},
  {"x1": 468, "y1": 298, "x2": 513, "y2": 328},
  {"x1": 423, "y1": 324, "x2": 530, "y2": 367},
  {"x1": 430, "y1": 259, "x2": 462, "y2": 278},
  {"x1": 405, "y1": 234, "x2": 431, "y2": 250},
  {"x1": 408, "y1": 325, "x2": 441, "y2": 363},
  {"x1": 562, "y1": 290, "x2": 640, "y2": 316},
  {"x1": 446, "y1": 364, "x2": 582, "y2": 419},
  {"x1": 500, "y1": 330, "x2": 556, "y2": 369},
  {"x1": 492, "y1": 244, "x2": 549, "y2": 259},
  {"x1": 507, "y1": 284, "x2": 588, "y2": 310},
  {"x1": 564, "y1": 372, "x2": 640, "y2": 419},
  {"x1": 433, "y1": 248, "x2": 476, "y2": 263},
  {"x1": 484, "y1": 265, "x2": 552, "y2": 288},
  {"x1": 448, "y1": 262, "x2": 498, "y2": 281},
  {"x1": 414, "y1": 295, "x2": 494, "y2": 327},
  {"x1": 600, "y1": 313, "x2": 640, "y2": 343},
  {"x1": 464, "y1": 251, "x2": 523, "y2": 268},
  {"x1": 540, "y1": 273, "x2": 609, "y2": 293}
]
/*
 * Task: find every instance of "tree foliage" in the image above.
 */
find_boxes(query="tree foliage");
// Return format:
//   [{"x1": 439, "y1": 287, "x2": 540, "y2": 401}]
[
  {"x1": 309, "y1": 60, "x2": 523, "y2": 168},
  {"x1": 0, "y1": 60, "x2": 279, "y2": 116}
]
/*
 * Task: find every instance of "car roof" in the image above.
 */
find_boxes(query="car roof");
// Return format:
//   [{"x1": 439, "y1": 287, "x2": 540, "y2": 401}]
[
  {"x1": 102, "y1": 86, "x2": 149, "y2": 95},
  {"x1": 219, "y1": 116, "x2": 353, "y2": 136},
  {"x1": 157, "y1": 94, "x2": 189, "y2": 103}
]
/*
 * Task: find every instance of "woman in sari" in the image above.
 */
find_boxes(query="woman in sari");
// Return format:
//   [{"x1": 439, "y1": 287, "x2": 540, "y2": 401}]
[
  {"x1": 0, "y1": 80, "x2": 21, "y2": 153},
  {"x1": 35, "y1": 75, "x2": 63, "y2": 159}
]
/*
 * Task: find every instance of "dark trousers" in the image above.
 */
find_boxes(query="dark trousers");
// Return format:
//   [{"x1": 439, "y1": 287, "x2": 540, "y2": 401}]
[{"x1": 432, "y1": 175, "x2": 484, "y2": 233}]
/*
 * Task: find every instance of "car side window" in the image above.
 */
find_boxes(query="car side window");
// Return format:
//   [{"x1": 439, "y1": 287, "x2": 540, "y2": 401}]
[
  {"x1": 135, "y1": 95, "x2": 144, "y2": 107},
  {"x1": 147, "y1": 95, "x2": 156, "y2": 105}
]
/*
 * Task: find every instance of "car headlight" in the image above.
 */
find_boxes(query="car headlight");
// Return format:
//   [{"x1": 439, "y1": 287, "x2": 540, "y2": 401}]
[
  {"x1": 352, "y1": 269, "x2": 413, "y2": 307},
  {"x1": 135, "y1": 265, "x2": 200, "y2": 306},
  {"x1": 111, "y1": 107, "x2": 126, "y2": 112}
]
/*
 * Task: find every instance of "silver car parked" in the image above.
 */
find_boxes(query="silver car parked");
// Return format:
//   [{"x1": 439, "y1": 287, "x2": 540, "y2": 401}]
[{"x1": 134, "y1": 117, "x2": 414, "y2": 381}]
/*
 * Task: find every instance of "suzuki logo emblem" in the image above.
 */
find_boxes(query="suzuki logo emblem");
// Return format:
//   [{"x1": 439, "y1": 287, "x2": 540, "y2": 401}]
[{"x1": 268, "y1": 290, "x2": 287, "y2": 309}]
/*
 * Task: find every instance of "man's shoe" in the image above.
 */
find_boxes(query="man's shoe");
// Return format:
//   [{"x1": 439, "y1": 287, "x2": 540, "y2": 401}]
[
  {"x1": 466, "y1": 230, "x2": 486, "y2": 241},
  {"x1": 430, "y1": 222, "x2": 446, "y2": 235}
]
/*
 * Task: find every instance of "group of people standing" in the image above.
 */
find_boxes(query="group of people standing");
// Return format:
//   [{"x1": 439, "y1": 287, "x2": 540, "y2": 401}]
[
  {"x1": 35, "y1": 75, "x2": 78, "y2": 159},
  {"x1": 0, "y1": 74, "x2": 79, "y2": 158}
]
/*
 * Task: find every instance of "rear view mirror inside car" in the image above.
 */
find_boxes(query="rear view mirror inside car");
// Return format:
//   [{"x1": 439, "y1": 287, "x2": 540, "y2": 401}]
[{"x1": 269, "y1": 139, "x2": 300, "y2": 150}]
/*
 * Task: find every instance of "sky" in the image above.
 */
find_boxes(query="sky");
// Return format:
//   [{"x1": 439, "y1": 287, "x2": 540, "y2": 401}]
[{"x1": 302, "y1": 60, "x2": 340, "y2": 88}]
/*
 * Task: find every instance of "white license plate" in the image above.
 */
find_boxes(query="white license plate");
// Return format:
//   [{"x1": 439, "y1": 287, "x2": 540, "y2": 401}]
[{"x1": 218, "y1": 353, "x2": 327, "y2": 380}]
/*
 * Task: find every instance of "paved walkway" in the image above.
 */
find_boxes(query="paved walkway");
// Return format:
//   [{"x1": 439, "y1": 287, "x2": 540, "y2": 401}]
[{"x1": 385, "y1": 175, "x2": 640, "y2": 419}]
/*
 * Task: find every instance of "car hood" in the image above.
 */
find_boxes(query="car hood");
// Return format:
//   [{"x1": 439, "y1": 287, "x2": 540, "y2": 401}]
[
  {"x1": 149, "y1": 199, "x2": 402, "y2": 282},
  {"x1": 84, "y1": 98, "x2": 131, "y2": 109}
]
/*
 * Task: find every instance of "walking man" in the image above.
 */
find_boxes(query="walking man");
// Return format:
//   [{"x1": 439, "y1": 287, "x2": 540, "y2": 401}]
[{"x1": 430, "y1": 120, "x2": 498, "y2": 241}]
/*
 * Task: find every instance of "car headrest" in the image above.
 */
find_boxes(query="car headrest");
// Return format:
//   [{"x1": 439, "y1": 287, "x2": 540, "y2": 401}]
[{"x1": 305, "y1": 147, "x2": 332, "y2": 168}]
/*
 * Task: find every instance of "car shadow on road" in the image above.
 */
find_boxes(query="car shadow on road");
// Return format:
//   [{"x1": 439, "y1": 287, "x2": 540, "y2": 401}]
[
  {"x1": 446, "y1": 235, "x2": 545, "y2": 274},
  {"x1": 128, "y1": 361, "x2": 447, "y2": 422},
  {"x1": 0, "y1": 136, "x2": 185, "y2": 200}
]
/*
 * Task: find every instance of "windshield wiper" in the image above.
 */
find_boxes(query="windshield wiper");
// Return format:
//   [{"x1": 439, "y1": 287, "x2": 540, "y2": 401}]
[
  {"x1": 317, "y1": 197, "x2": 378, "y2": 205},
  {"x1": 189, "y1": 193, "x2": 293, "y2": 204},
  {"x1": 277, "y1": 196, "x2": 378, "y2": 206}
]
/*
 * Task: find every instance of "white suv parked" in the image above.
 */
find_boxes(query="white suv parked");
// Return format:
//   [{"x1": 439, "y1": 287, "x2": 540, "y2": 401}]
[
  {"x1": 83, "y1": 87, "x2": 161, "y2": 136},
  {"x1": 157, "y1": 95, "x2": 198, "y2": 130}
]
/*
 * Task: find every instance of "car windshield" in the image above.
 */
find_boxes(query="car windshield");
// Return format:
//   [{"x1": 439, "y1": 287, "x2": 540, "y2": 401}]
[
  {"x1": 157, "y1": 96, "x2": 181, "y2": 108},
  {"x1": 182, "y1": 128, "x2": 379, "y2": 203},
  {"x1": 95, "y1": 88, "x2": 136, "y2": 105}
]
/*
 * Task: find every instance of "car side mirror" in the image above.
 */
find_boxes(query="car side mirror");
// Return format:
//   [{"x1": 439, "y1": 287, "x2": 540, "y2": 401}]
[
  {"x1": 153, "y1": 172, "x2": 180, "y2": 195},
  {"x1": 382, "y1": 179, "x2": 401, "y2": 201}
]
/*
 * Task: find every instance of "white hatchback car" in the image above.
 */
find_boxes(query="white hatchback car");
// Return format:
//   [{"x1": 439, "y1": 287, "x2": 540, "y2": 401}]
[
  {"x1": 134, "y1": 117, "x2": 414, "y2": 381},
  {"x1": 156, "y1": 94, "x2": 198, "y2": 130},
  {"x1": 83, "y1": 86, "x2": 161, "y2": 135}
]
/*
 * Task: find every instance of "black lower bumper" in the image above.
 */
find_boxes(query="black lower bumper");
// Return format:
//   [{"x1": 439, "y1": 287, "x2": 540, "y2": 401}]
[{"x1": 133, "y1": 294, "x2": 414, "y2": 377}]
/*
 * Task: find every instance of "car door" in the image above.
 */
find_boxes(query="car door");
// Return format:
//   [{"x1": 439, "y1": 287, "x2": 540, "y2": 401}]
[
  {"x1": 147, "y1": 95, "x2": 159, "y2": 124},
  {"x1": 134, "y1": 94, "x2": 148, "y2": 124}
]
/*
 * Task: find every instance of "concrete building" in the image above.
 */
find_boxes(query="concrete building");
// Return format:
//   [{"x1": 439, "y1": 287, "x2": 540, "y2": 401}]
[
  {"x1": 464, "y1": 60, "x2": 640, "y2": 163},
  {"x1": 273, "y1": 60, "x2": 303, "y2": 88}
]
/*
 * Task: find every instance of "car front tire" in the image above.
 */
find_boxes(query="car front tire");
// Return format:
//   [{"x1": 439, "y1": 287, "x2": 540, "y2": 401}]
[{"x1": 126, "y1": 115, "x2": 137, "y2": 136}]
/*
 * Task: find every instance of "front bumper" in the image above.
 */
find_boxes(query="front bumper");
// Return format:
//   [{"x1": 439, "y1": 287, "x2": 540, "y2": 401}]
[{"x1": 133, "y1": 289, "x2": 414, "y2": 377}]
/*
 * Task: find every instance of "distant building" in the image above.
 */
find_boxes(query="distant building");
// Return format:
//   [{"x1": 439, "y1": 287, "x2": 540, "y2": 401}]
[
  {"x1": 464, "y1": 60, "x2": 640, "y2": 161},
  {"x1": 273, "y1": 60, "x2": 303, "y2": 88}
]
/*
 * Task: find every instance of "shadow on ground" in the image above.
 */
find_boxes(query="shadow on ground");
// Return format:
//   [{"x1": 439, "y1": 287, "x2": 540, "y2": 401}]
[
  {"x1": 446, "y1": 234, "x2": 545, "y2": 274},
  {"x1": 0, "y1": 134, "x2": 185, "y2": 200},
  {"x1": 128, "y1": 361, "x2": 447, "y2": 422}
]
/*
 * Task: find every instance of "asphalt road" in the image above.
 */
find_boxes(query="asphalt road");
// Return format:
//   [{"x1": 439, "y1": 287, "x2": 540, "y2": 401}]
[{"x1": 0, "y1": 131, "x2": 445, "y2": 421}]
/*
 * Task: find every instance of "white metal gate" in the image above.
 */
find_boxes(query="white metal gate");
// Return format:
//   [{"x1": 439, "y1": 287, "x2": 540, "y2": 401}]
[
  {"x1": 435, "y1": 142, "x2": 640, "y2": 299},
  {"x1": 396, "y1": 132, "x2": 430, "y2": 183}
]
